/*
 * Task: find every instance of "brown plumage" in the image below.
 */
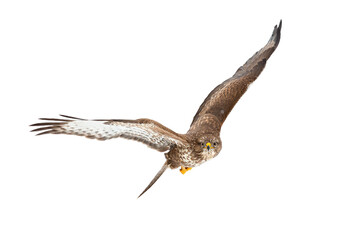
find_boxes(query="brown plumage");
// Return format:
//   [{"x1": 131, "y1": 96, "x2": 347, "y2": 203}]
[{"x1": 30, "y1": 21, "x2": 282, "y2": 197}]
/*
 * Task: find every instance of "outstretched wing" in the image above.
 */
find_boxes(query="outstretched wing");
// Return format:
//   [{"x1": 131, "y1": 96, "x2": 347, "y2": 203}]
[
  {"x1": 30, "y1": 115, "x2": 186, "y2": 152},
  {"x1": 191, "y1": 20, "x2": 282, "y2": 128}
]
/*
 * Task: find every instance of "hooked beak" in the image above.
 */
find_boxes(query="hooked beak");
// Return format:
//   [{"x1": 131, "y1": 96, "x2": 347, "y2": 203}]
[{"x1": 206, "y1": 142, "x2": 211, "y2": 151}]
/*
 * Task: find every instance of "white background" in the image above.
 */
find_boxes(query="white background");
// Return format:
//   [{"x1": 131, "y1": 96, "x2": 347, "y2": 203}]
[{"x1": 1, "y1": 0, "x2": 359, "y2": 239}]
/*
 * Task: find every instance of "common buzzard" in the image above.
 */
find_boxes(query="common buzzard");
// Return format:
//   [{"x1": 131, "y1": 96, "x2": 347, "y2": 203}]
[{"x1": 31, "y1": 20, "x2": 282, "y2": 197}]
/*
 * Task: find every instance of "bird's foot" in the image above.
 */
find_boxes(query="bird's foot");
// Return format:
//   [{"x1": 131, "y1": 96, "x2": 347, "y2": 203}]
[{"x1": 180, "y1": 166, "x2": 192, "y2": 175}]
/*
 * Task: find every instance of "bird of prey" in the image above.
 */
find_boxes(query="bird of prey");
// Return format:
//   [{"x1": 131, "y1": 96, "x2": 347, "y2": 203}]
[{"x1": 31, "y1": 20, "x2": 282, "y2": 197}]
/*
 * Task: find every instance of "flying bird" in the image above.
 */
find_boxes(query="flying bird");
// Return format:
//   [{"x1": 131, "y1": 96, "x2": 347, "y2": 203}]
[{"x1": 30, "y1": 20, "x2": 282, "y2": 197}]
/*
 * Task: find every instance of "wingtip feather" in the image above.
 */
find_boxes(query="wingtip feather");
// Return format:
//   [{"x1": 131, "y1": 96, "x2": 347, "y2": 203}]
[
  {"x1": 59, "y1": 114, "x2": 86, "y2": 120},
  {"x1": 268, "y1": 19, "x2": 282, "y2": 47},
  {"x1": 30, "y1": 122, "x2": 64, "y2": 127},
  {"x1": 36, "y1": 130, "x2": 57, "y2": 136},
  {"x1": 31, "y1": 126, "x2": 56, "y2": 132},
  {"x1": 39, "y1": 117, "x2": 71, "y2": 121}
]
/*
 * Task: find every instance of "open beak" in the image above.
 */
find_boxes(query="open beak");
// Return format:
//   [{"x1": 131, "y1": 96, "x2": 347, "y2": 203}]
[{"x1": 206, "y1": 142, "x2": 211, "y2": 151}]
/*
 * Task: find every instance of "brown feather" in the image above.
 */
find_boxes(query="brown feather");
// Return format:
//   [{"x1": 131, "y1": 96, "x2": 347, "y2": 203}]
[
  {"x1": 191, "y1": 20, "x2": 282, "y2": 128},
  {"x1": 36, "y1": 130, "x2": 58, "y2": 136},
  {"x1": 138, "y1": 162, "x2": 169, "y2": 198},
  {"x1": 30, "y1": 122, "x2": 65, "y2": 126},
  {"x1": 30, "y1": 115, "x2": 187, "y2": 152},
  {"x1": 30, "y1": 21, "x2": 282, "y2": 197},
  {"x1": 31, "y1": 126, "x2": 58, "y2": 132},
  {"x1": 59, "y1": 114, "x2": 86, "y2": 120},
  {"x1": 39, "y1": 118, "x2": 71, "y2": 121}
]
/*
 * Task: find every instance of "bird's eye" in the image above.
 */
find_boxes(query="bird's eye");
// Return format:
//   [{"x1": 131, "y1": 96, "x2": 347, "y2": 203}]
[
  {"x1": 213, "y1": 142, "x2": 217, "y2": 146},
  {"x1": 201, "y1": 143, "x2": 204, "y2": 146}
]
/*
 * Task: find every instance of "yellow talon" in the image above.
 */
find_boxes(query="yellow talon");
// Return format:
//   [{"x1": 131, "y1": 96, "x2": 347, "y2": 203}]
[{"x1": 180, "y1": 166, "x2": 192, "y2": 175}]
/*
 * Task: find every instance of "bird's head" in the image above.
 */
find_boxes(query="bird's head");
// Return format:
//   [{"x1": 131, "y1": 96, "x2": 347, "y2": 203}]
[{"x1": 196, "y1": 134, "x2": 222, "y2": 160}]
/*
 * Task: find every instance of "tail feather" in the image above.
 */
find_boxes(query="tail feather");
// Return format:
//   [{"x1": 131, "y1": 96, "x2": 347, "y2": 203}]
[{"x1": 138, "y1": 162, "x2": 169, "y2": 198}]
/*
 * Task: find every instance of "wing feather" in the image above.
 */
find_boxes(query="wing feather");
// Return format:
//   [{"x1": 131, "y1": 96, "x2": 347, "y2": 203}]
[
  {"x1": 30, "y1": 115, "x2": 186, "y2": 152},
  {"x1": 190, "y1": 20, "x2": 282, "y2": 128}
]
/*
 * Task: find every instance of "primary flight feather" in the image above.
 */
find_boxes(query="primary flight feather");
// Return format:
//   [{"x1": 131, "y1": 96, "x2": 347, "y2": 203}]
[{"x1": 31, "y1": 20, "x2": 282, "y2": 197}]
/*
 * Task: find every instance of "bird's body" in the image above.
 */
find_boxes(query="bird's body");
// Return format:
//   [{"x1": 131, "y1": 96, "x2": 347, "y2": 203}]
[{"x1": 31, "y1": 21, "x2": 282, "y2": 197}]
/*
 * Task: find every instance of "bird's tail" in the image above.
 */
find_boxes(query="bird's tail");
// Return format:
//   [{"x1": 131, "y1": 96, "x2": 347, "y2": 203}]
[{"x1": 138, "y1": 162, "x2": 169, "y2": 198}]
